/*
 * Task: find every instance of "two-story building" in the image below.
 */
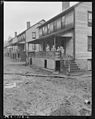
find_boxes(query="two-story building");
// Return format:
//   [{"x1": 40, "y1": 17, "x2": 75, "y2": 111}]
[
  {"x1": 6, "y1": 20, "x2": 46, "y2": 62},
  {"x1": 16, "y1": 31, "x2": 26, "y2": 61},
  {"x1": 28, "y1": 2, "x2": 92, "y2": 73},
  {"x1": 6, "y1": 38, "x2": 14, "y2": 58},
  {"x1": 25, "y1": 20, "x2": 46, "y2": 64}
]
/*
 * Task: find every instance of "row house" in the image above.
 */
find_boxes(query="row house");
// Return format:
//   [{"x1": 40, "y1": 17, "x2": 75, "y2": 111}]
[
  {"x1": 28, "y1": 2, "x2": 92, "y2": 73},
  {"x1": 5, "y1": 31, "x2": 26, "y2": 61},
  {"x1": 4, "y1": 38, "x2": 14, "y2": 58},
  {"x1": 5, "y1": 2, "x2": 92, "y2": 74},
  {"x1": 5, "y1": 20, "x2": 46, "y2": 62},
  {"x1": 25, "y1": 20, "x2": 46, "y2": 64},
  {"x1": 16, "y1": 31, "x2": 26, "y2": 61}
]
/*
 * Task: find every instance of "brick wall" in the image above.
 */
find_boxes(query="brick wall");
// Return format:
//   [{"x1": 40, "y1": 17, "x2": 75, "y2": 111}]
[
  {"x1": 75, "y1": 2, "x2": 92, "y2": 60},
  {"x1": 74, "y1": 2, "x2": 92, "y2": 70}
]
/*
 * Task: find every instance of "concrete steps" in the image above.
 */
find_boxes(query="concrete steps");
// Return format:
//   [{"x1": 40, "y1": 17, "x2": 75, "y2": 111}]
[{"x1": 70, "y1": 60, "x2": 80, "y2": 73}]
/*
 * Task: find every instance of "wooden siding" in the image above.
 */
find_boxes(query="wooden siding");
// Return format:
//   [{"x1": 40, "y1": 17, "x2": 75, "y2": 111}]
[
  {"x1": 26, "y1": 23, "x2": 43, "y2": 52},
  {"x1": 26, "y1": 25, "x2": 39, "y2": 43}
]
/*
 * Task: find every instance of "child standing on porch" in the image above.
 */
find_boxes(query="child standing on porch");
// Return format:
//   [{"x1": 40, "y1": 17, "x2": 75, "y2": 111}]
[
  {"x1": 51, "y1": 45, "x2": 56, "y2": 51},
  {"x1": 46, "y1": 44, "x2": 50, "y2": 51},
  {"x1": 60, "y1": 46, "x2": 64, "y2": 58}
]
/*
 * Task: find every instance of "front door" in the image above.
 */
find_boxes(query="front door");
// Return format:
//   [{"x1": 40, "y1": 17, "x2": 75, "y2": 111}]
[
  {"x1": 55, "y1": 61, "x2": 60, "y2": 71},
  {"x1": 44, "y1": 60, "x2": 47, "y2": 68}
]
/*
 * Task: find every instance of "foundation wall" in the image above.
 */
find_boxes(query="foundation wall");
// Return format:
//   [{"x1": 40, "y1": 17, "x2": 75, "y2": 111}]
[
  {"x1": 75, "y1": 59, "x2": 92, "y2": 71},
  {"x1": 31, "y1": 57, "x2": 55, "y2": 70},
  {"x1": 32, "y1": 57, "x2": 44, "y2": 68},
  {"x1": 47, "y1": 59, "x2": 55, "y2": 70}
]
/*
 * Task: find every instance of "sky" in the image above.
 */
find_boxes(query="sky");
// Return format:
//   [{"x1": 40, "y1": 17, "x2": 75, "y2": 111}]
[{"x1": 4, "y1": 2, "x2": 78, "y2": 42}]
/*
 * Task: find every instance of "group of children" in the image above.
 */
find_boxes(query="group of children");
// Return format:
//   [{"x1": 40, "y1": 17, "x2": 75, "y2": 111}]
[{"x1": 46, "y1": 44, "x2": 65, "y2": 57}]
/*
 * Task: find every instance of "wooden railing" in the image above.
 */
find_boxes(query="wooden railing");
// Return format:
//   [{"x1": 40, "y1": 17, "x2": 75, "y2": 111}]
[{"x1": 28, "y1": 51, "x2": 74, "y2": 60}]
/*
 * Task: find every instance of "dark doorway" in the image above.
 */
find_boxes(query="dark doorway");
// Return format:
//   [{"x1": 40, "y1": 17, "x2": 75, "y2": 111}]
[
  {"x1": 55, "y1": 61, "x2": 60, "y2": 71},
  {"x1": 44, "y1": 60, "x2": 47, "y2": 68},
  {"x1": 30, "y1": 58, "x2": 32, "y2": 65},
  {"x1": 18, "y1": 53, "x2": 20, "y2": 58}
]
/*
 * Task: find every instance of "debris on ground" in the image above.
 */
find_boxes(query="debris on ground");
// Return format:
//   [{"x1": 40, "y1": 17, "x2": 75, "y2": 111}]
[{"x1": 4, "y1": 56, "x2": 92, "y2": 116}]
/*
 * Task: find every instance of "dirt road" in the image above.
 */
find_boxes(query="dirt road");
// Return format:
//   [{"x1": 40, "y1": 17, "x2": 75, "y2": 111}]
[{"x1": 4, "y1": 56, "x2": 92, "y2": 116}]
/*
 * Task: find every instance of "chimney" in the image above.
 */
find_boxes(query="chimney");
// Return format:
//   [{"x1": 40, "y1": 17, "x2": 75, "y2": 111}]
[
  {"x1": 62, "y1": 2, "x2": 70, "y2": 11},
  {"x1": 27, "y1": 21, "x2": 30, "y2": 29},
  {"x1": 15, "y1": 32, "x2": 17, "y2": 37}
]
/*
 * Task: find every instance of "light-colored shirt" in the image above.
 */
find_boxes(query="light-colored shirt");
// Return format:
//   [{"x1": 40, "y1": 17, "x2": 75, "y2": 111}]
[
  {"x1": 60, "y1": 46, "x2": 64, "y2": 54},
  {"x1": 46, "y1": 45, "x2": 50, "y2": 51},
  {"x1": 51, "y1": 45, "x2": 56, "y2": 51}
]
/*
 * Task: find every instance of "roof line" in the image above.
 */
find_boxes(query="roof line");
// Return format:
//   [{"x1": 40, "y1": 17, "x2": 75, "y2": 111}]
[
  {"x1": 25, "y1": 19, "x2": 46, "y2": 31},
  {"x1": 17, "y1": 19, "x2": 46, "y2": 37},
  {"x1": 39, "y1": 2, "x2": 81, "y2": 28}
]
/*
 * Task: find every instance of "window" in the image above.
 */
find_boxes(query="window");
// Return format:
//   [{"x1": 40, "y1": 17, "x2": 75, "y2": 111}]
[
  {"x1": 32, "y1": 32, "x2": 36, "y2": 39},
  {"x1": 42, "y1": 27, "x2": 45, "y2": 35},
  {"x1": 53, "y1": 20, "x2": 57, "y2": 31},
  {"x1": 44, "y1": 26, "x2": 48, "y2": 34},
  {"x1": 88, "y1": 11, "x2": 92, "y2": 26},
  {"x1": 65, "y1": 12, "x2": 74, "y2": 26},
  {"x1": 57, "y1": 18, "x2": 61, "y2": 30},
  {"x1": 61, "y1": 16, "x2": 65, "y2": 28},
  {"x1": 39, "y1": 28, "x2": 42, "y2": 36},
  {"x1": 88, "y1": 36, "x2": 92, "y2": 51},
  {"x1": 50, "y1": 23, "x2": 54, "y2": 33},
  {"x1": 47, "y1": 24, "x2": 50, "y2": 34},
  {"x1": 32, "y1": 44, "x2": 36, "y2": 51}
]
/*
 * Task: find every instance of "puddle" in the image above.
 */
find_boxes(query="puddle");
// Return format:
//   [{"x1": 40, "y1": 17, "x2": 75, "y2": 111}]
[{"x1": 4, "y1": 82, "x2": 16, "y2": 89}]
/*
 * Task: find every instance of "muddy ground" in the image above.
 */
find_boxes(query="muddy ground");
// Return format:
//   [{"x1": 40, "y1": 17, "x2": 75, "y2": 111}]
[{"x1": 4, "y1": 56, "x2": 92, "y2": 116}]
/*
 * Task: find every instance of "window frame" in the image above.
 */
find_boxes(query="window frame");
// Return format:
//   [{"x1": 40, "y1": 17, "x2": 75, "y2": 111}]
[
  {"x1": 61, "y1": 15, "x2": 65, "y2": 28},
  {"x1": 88, "y1": 11, "x2": 92, "y2": 27},
  {"x1": 50, "y1": 22, "x2": 54, "y2": 33},
  {"x1": 32, "y1": 32, "x2": 36, "y2": 39},
  {"x1": 39, "y1": 28, "x2": 43, "y2": 36},
  {"x1": 65, "y1": 12, "x2": 74, "y2": 26},
  {"x1": 44, "y1": 25, "x2": 48, "y2": 35},
  {"x1": 88, "y1": 36, "x2": 92, "y2": 51},
  {"x1": 42, "y1": 27, "x2": 45, "y2": 35},
  {"x1": 47, "y1": 24, "x2": 50, "y2": 34},
  {"x1": 53, "y1": 20, "x2": 57, "y2": 32},
  {"x1": 56, "y1": 18, "x2": 62, "y2": 30},
  {"x1": 32, "y1": 44, "x2": 36, "y2": 51}
]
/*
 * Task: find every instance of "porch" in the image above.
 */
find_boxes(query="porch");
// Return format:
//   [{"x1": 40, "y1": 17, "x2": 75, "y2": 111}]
[
  {"x1": 27, "y1": 33, "x2": 74, "y2": 60},
  {"x1": 28, "y1": 51, "x2": 73, "y2": 61},
  {"x1": 10, "y1": 41, "x2": 26, "y2": 61},
  {"x1": 27, "y1": 33, "x2": 79, "y2": 73}
]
